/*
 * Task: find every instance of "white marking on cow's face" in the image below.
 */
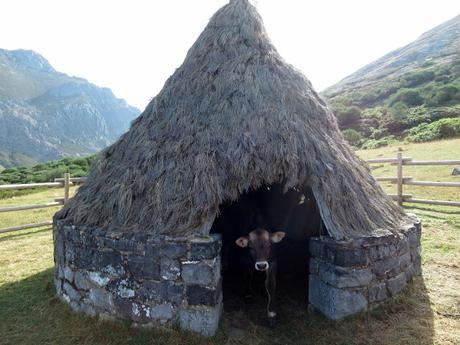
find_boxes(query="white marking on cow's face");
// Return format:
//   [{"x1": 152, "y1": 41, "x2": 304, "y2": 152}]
[
  {"x1": 268, "y1": 311, "x2": 276, "y2": 318},
  {"x1": 255, "y1": 261, "x2": 269, "y2": 271}
]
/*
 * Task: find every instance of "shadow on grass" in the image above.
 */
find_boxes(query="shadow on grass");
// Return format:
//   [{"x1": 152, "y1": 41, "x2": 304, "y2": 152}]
[
  {"x1": 0, "y1": 269, "x2": 435, "y2": 345},
  {"x1": 0, "y1": 268, "x2": 221, "y2": 345},
  {"x1": 0, "y1": 227, "x2": 52, "y2": 242},
  {"x1": 221, "y1": 272, "x2": 436, "y2": 345}
]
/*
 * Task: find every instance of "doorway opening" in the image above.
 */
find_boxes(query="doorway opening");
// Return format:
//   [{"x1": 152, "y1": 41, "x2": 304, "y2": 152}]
[{"x1": 210, "y1": 183, "x2": 323, "y2": 323}]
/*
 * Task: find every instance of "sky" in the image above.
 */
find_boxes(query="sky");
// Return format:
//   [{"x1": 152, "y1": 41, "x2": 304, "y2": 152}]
[{"x1": 1, "y1": 0, "x2": 459, "y2": 110}]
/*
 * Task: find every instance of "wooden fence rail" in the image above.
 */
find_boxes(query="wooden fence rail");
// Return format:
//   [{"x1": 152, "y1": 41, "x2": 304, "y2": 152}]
[
  {"x1": 0, "y1": 173, "x2": 87, "y2": 234},
  {"x1": 1, "y1": 154, "x2": 459, "y2": 234},
  {"x1": 367, "y1": 154, "x2": 460, "y2": 207}
]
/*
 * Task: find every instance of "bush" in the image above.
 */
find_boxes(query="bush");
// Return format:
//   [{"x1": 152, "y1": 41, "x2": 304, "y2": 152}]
[
  {"x1": 385, "y1": 102, "x2": 410, "y2": 133},
  {"x1": 403, "y1": 70, "x2": 434, "y2": 87},
  {"x1": 361, "y1": 136, "x2": 397, "y2": 149},
  {"x1": 334, "y1": 106, "x2": 362, "y2": 129},
  {"x1": 433, "y1": 85, "x2": 459, "y2": 105},
  {"x1": 342, "y1": 129, "x2": 363, "y2": 146},
  {"x1": 406, "y1": 118, "x2": 460, "y2": 143},
  {"x1": 390, "y1": 89, "x2": 424, "y2": 107},
  {"x1": 0, "y1": 155, "x2": 94, "y2": 185}
]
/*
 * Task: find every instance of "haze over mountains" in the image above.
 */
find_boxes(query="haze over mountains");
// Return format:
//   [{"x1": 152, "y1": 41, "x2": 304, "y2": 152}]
[
  {"x1": 323, "y1": 15, "x2": 460, "y2": 148},
  {"x1": 0, "y1": 49, "x2": 139, "y2": 168}
]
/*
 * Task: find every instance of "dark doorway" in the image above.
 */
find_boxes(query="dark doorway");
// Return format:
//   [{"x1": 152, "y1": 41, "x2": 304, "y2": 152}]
[{"x1": 210, "y1": 183, "x2": 322, "y2": 323}]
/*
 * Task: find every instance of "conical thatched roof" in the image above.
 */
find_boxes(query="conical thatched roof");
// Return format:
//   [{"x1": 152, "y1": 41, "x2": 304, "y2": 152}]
[{"x1": 56, "y1": 0, "x2": 414, "y2": 240}]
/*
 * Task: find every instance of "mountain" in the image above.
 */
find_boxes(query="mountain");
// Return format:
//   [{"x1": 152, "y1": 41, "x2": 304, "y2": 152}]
[
  {"x1": 323, "y1": 15, "x2": 460, "y2": 148},
  {"x1": 0, "y1": 49, "x2": 139, "y2": 168}
]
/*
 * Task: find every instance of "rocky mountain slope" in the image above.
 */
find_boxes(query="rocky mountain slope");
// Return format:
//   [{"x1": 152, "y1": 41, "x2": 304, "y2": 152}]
[
  {"x1": 0, "y1": 49, "x2": 139, "y2": 168},
  {"x1": 323, "y1": 15, "x2": 460, "y2": 148}
]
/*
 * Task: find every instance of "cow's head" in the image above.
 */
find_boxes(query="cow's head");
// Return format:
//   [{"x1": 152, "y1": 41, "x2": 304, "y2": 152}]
[{"x1": 235, "y1": 229, "x2": 286, "y2": 271}]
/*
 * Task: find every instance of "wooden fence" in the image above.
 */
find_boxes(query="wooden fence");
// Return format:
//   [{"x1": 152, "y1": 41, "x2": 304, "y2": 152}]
[
  {"x1": 367, "y1": 153, "x2": 460, "y2": 207},
  {"x1": 0, "y1": 173, "x2": 86, "y2": 234},
  {"x1": 0, "y1": 155, "x2": 459, "y2": 234}
]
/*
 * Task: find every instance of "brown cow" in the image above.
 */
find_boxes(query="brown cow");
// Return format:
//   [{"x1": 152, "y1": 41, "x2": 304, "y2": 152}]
[{"x1": 235, "y1": 229, "x2": 286, "y2": 327}]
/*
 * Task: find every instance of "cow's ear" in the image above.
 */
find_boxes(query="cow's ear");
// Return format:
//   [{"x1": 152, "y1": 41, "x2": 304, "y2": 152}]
[
  {"x1": 270, "y1": 231, "x2": 286, "y2": 243},
  {"x1": 235, "y1": 236, "x2": 249, "y2": 248}
]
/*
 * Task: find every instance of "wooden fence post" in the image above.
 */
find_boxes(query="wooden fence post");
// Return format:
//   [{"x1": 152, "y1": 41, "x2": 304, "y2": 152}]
[
  {"x1": 396, "y1": 152, "x2": 403, "y2": 206},
  {"x1": 64, "y1": 173, "x2": 70, "y2": 204}
]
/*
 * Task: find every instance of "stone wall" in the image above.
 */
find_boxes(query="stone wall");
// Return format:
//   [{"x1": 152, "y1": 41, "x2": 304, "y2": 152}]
[
  {"x1": 53, "y1": 220, "x2": 222, "y2": 336},
  {"x1": 308, "y1": 220, "x2": 422, "y2": 319}
]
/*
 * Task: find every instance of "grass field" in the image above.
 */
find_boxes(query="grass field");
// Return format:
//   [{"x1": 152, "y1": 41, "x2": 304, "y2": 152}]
[{"x1": 0, "y1": 139, "x2": 459, "y2": 345}]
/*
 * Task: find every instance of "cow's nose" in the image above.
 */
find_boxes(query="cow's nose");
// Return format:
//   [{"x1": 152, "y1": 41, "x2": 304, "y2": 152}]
[{"x1": 255, "y1": 261, "x2": 269, "y2": 271}]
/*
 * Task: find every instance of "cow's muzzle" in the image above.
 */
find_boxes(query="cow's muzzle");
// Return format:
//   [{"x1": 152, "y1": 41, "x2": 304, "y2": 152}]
[{"x1": 255, "y1": 261, "x2": 269, "y2": 271}]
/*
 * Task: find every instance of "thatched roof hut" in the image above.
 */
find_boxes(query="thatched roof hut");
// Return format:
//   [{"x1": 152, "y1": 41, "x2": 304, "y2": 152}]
[{"x1": 56, "y1": 0, "x2": 414, "y2": 241}]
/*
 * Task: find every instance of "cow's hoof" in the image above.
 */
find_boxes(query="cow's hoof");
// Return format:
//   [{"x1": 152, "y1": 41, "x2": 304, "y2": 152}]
[
  {"x1": 268, "y1": 316, "x2": 277, "y2": 328},
  {"x1": 244, "y1": 294, "x2": 254, "y2": 304}
]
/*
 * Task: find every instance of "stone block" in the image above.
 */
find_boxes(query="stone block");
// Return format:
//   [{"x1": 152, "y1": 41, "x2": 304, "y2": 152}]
[
  {"x1": 56, "y1": 263, "x2": 64, "y2": 280},
  {"x1": 407, "y1": 227, "x2": 421, "y2": 248},
  {"x1": 80, "y1": 301, "x2": 97, "y2": 317},
  {"x1": 186, "y1": 284, "x2": 221, "y2": 306},
  {"x1": 160, "y1": 243, "x2": 187, "y2": 259},
  {"x1": 64, "y1": 266, "x2": 75, "y2": 283},
  {"x1": 181, "y1": 259, "x2": 220, "y2": 286},
  {"x1": 190, "y1": 236, "x2": 220, "y2": 260},
  {"x1": 179, "y1": 303, "x2": 222, "y2": 336},
  {"x1": 145, "y1": 244, "x2": 161, "y2": 259},
  {"x1": 63, "y1": 282, "x2": 81, "y2": 302},
  {"x1": 386, "y1": 272, "x2": 407, "y2": 297},
  {"x1": 308, "y1": 275, "x2": 367, "y2": 320},
  {"x1": 309, "y1": 239, "x2": 325, "y2": 258},
  {"x1": 65, "y1": 241, "x2": 75, "y2": 265},
  {"x1": 114, "y1": 298, "x2": 134, "y2": 319},
  {"x1": 148, "y1": 303, "x2": 173, "y2": 321},
  {"x1": 74, "y1": 271, "x2": 92, "y2": 290},
  {"x1": 410, "y1": 245, "x2": 421, "y2": 262},
  {"x1": 54, "y1": 231, "x2": 65, "y2": 266},
  {"x1": 128, "y1": 255, "x2": 160, "y2": 281},
  {"x1": 317, "y1": 262, "x2": 373, "y2": 288},
  {"x1": 309, "y1": 258, "x2": 320, "y2": 275},
  {"x1": 74, "y1": 248, "x2": 95, "y2": 270},
  {"x1": 88, "y1": 271, "x2": 110, "y2": 287},
  {"x1": 54, "y1": 278, "x2": 63, "y2": 296},
  {"x1": 89, "y1": 288, "x2": 113, "y2": 310},
  {"x1": 160, "y1": 259, "x2": 181, "y2": 280},
  {"x1": 108, "y1": 279, "x2": 136, "y2": 299},
  {"x1": 102, "y1": 238, "x2": 143, "y2": 254},
  {"x1": 96, "y1": 250, "x2": 123, "y2": 270},
  {"x1": 372, "y1": 256, "x2": 400, "y2": 278},
  {"x1": 332, "y1": 247, "x2": 369, "y2": 267},
  {"x1": 368, "y1": 282, "x2": 387, "y2": 303},
  {"x1": 368, "y1": 245, "x2": 392, "y2": 261},
  {"x1": 140, "y1": 280, "x2": 183, "y2": 305}
]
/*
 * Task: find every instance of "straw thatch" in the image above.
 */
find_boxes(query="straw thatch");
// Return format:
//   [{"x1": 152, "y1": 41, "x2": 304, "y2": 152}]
[{"x1": 56, "y1": 0, "x2": 414, "y2": 240}]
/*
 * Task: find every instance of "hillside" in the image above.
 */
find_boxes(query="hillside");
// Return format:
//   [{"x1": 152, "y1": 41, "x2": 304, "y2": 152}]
[
  {"x1": 0, "y1": 49, "x2": 140, "y2": 168},
  {"x1": 323, "y1": 15, "x2": 460, "y2": 149}
]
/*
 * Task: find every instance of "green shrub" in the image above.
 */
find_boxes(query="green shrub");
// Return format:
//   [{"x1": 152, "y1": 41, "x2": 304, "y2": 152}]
[
  {"x1": 406, "y1": 118, "x2": 460, "y2": 143},
  {"x1": 334, "y1": 106, "x2": 362, "y2": 129},
  {"x1": 403, "y1": 70, "x2": 434, "y2": 87},
  {"x1": 390, "y1": 88, "x2": 424, "y2": 107},
  {"x1": 0, "y1": 155, "x2": 94, "y2": 185},
  {"x1": 361, "y1": 136, "x2": 398, "y2": 149},
  {"x1": 342, "y1": 129, "x2": 363, "y2": 146}
]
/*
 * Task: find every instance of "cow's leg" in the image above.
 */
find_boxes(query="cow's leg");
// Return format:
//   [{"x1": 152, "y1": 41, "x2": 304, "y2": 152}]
[
  {"x1": 265, "y1": 263, "x2": 278, "y2": 327},
  {"x1": 243, "y1": 264, "x2": 254, "y2": 303}
]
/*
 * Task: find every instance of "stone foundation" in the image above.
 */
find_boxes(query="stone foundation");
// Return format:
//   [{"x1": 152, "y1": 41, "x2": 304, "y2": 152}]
[
  {"x1": 54, "y1": 218, "x2": 422, "y2": 335},
  {"x1": 53, "y1": 220, "x2": 222, "y2": 336},
  {"x1": 308, "y1": 219, "x2": 422, "y2": 319}
]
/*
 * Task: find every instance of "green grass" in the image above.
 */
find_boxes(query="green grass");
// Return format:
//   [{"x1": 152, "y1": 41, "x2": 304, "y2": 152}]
[{"x1": 0, "y1": 140, "x2": 459, "y2": 344}]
